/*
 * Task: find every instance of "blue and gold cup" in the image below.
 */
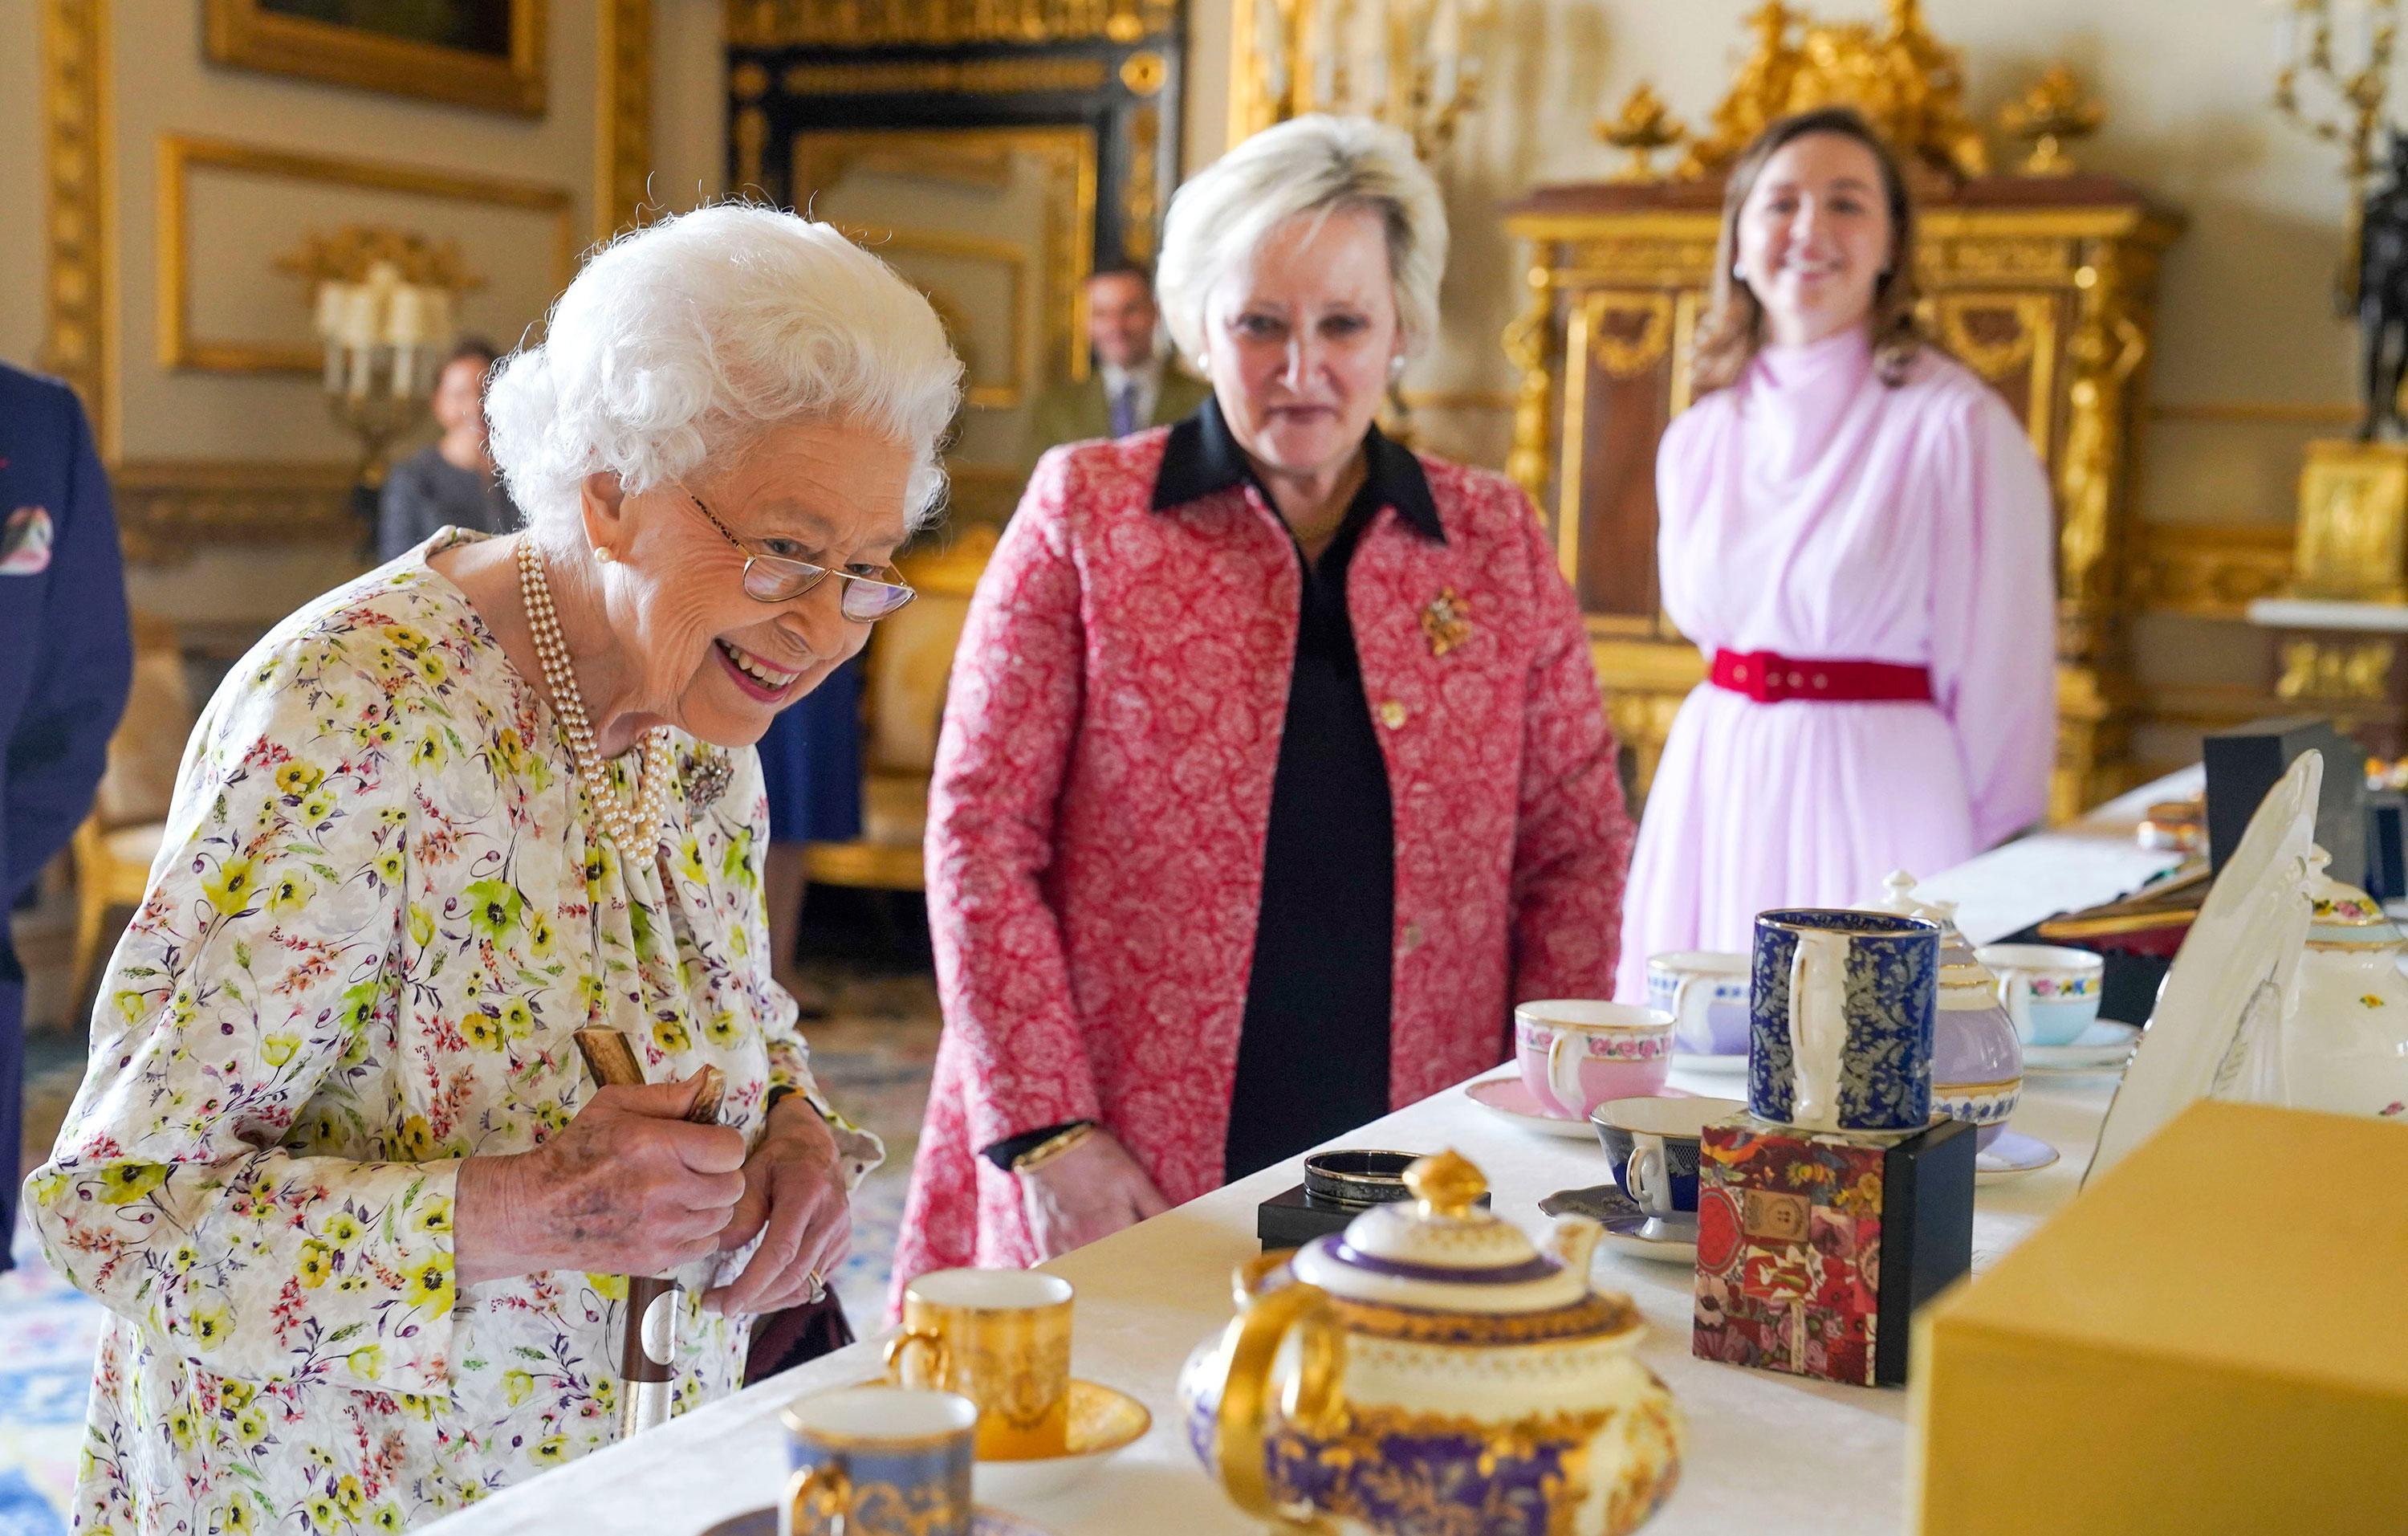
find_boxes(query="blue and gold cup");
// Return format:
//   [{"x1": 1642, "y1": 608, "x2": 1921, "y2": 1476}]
[
  {"x1": 781, "y1": 1387, "x2": 977, "y2": 1536},
  {"x1": 1749, "y1": 909, "x2": 1941, "y2": 1135}
]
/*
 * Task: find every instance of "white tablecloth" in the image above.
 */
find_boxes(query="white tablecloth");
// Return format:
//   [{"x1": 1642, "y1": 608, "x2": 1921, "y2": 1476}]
[{"x1": 425, "y1": 785, "x2": 2183, "y2": 1536}]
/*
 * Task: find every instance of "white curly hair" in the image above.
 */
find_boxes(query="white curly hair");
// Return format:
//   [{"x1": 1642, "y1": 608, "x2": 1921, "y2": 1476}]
[
  {"x1": 486, "y1": 203, "x2": 962, "y2": 549},
  {"x1": 1154, "y1": 114, "x2": 1449, "y2": 368}
]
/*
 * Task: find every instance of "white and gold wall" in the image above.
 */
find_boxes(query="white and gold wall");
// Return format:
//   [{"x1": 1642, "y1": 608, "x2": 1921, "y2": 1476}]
[{"x1": 3, "y1": 0, "x2": 724, "y2": 642}]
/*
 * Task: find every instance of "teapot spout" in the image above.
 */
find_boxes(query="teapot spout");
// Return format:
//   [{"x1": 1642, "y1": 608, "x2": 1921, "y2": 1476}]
[{"x1": 1548, "y1": 1214, "x2": 1603, "y2": 1276}]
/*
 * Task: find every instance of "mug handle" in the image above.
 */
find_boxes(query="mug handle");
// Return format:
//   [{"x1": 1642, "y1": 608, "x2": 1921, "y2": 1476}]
[
  {"x1": 1544, "y1": 1029, "x2": 1587, "y2": 1115},
  {"x1": 882, "y1": 1328, "x2": 947, "y2": 1390},
  {"x1": 785, "y1": 1461, "x2": 851, "y2": 1536},
  {"x1": 1624, "y1": 1135, "x2": 1667, "y2": 1216},
  {"x1": 1214, "y1": 1266, "x2": 1344, "y2": 1527},
  {"x1": 1788, "y1": 931, "x2": 1849, "y2": 1131},
  {"x1": 2000, "y1": 972, "x2": 2034, "y2": 1042},
  {"x1": 1669, "y1": 973, "x2": 1710, "y2": 1053}
]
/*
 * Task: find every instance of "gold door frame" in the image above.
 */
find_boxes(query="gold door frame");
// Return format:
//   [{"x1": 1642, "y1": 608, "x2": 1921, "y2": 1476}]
[{"x1": 791, "y1": 125, "x2": 1100, "y2": 393}]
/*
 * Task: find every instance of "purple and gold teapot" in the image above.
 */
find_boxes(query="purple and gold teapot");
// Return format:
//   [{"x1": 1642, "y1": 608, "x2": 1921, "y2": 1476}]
[{"x1": 1177, "y1": 1151, "x2": 1683, "y2": 1534}]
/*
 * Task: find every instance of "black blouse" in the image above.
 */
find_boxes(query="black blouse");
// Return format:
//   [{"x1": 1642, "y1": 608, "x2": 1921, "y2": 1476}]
[{"x1": 1158, "y1": 399, "x2": 1446, "y2": 1181}]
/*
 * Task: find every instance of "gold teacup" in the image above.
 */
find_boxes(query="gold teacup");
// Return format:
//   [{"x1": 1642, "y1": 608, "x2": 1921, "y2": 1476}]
[{"x1": 885, "y1": 1268, "x2": 1073, "y2": 1459}]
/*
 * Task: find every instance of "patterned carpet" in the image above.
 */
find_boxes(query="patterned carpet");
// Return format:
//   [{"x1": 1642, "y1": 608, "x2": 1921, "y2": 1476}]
[{"x1": 0, "y1": 959, "x2": 942, "y2": 1534}]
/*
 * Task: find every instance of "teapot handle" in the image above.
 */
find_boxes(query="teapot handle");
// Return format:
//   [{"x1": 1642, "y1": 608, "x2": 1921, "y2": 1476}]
[{"x1": 1213, "y1": 1265, "x2": 1344, "y2": 1528}]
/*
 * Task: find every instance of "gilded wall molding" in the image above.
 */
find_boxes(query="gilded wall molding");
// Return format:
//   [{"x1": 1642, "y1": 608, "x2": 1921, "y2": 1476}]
[
  {"x1": 110, "y1": 459, "x2": 358, "y2": 562},
  {"x1": 730, "y1": 0, "x2": 1176, "y2": 48},
  {"x1": 779, "y1": 58, "x2": 1111, "y2": 97},
  {"x1": 2128, "y1": 520, "x2": 2295, "y2": 620},
  {"x1": 597, "y1": 0, "x2": 653, "y2": 242},
  {"x1": 793, "y1": 125, "x2": 1097, "y2": 387},
  {"x1": 157, "y1": 136, "x2": 577, "y2": 375},
  {"x1": 40, "y1": 0, "x2": 112, "y2": 456}
]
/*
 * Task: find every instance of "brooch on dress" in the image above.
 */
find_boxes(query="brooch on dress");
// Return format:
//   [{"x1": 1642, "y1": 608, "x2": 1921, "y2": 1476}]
[
  {"x1": 1420, "y1": 587, "x2": 1473, "y2": 657},
  {"x1": 682, "y1": 750, "x2": 733, "y2": 815}
]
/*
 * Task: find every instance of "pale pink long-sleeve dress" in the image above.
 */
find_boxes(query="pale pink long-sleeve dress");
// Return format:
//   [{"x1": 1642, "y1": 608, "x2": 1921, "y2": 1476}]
[{"x1": 1613, "y1": 328, "x2": 2056, "y2": 1000}]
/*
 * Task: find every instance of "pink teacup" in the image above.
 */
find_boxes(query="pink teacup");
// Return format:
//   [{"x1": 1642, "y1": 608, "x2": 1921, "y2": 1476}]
[{"x1": 1514, "y1": 1000, "x2": 1674, "y2": 1120}]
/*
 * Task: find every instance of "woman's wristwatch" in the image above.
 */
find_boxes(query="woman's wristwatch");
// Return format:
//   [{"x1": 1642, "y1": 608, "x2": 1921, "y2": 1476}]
[{"x1": 1007, "y1": 1122, "x2": 1097, "y2": 1174}]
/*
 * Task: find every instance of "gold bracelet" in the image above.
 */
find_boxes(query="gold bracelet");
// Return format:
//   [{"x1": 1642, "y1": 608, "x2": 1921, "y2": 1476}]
[{"x1": 1011, "y1": 1122, "x2": 1097, "y2": 1175}]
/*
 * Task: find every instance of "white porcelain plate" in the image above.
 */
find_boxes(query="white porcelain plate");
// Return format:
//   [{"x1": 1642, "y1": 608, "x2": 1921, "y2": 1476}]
[
  {"x1": 1670, "y1": 1050, "x2": 1749, "y2": 1077},
  {"x1": 1975, "y1": 1129, "x2": 2060, "y2": 1183},
  {"x1": 1462, "y1": 1075, "x2": 1596, "y2": 1139},
  {"x1": 2020, "y1": 1020, "x2": 2142, "y2": 1075}
]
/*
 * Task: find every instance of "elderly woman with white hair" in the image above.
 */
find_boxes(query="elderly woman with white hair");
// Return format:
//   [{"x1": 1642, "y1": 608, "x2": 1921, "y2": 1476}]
[
  {"x1": 26, "y1": 205, "x2": 958, "y2": 1529},
  {"x1": 893, "y1": 116, "x2": 1635, "y2": 1293}
]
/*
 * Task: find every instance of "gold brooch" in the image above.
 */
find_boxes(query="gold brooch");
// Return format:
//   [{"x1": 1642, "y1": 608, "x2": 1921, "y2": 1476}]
[{"x1": 1420, "y1": 587, "x2": 1473, "y2": 657}]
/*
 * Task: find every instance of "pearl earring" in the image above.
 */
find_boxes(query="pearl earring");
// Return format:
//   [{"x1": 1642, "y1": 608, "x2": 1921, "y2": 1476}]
[
  {"x1": 592, "y1": 546, "x2": 616, "y2": 564},
  {"x1": 1389, "y1": 355, "x2": 1407, "y2": 382}
]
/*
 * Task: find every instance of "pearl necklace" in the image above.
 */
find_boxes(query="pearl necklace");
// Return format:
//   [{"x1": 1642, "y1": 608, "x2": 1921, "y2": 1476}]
[{"x1": 515, "y1": 538, "x2": 673, "y2": 853}]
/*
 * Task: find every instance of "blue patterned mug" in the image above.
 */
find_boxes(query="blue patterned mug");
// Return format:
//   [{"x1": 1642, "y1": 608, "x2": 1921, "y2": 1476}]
[
  {"x1": 1749, "y1": 910, "x2": 1941, "y2": 1134},
  {"x1": 781, "y1": 1387, "x2": 977, "y2": 1536}
]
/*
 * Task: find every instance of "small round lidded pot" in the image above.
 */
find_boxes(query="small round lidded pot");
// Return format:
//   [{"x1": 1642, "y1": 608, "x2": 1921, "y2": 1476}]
[
  {"x1": 1864, "y1": 870, "x2": 2022, "y2": 1149},
  {"x1": 1178, "y1": 1151, "x2": 1683, "y2": 1535}
]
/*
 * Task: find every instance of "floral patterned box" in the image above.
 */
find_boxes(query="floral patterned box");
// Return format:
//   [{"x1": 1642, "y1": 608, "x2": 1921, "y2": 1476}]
[{"x1": 1692, "y1": 1112, "x2": 1974, "y2": 1387}]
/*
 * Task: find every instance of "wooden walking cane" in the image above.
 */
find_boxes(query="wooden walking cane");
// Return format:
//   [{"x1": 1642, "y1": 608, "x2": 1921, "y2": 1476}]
[{"x1": 573, "y1": 1026, "x2": 724, "y2": 1440}]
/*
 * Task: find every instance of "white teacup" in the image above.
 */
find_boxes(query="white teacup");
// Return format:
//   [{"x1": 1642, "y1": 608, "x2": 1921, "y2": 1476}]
[
  {"x1": 1976, "y1": 943, "x2": 2105, "y2": 1047},
  {"x1": 1644, "y1": 951, "x2": 1751, "y2": 1055}
]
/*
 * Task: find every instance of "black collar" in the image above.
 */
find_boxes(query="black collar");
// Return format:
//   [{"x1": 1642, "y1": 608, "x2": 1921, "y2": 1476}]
[{"x1": 1150, "y1": 393, "x2": 1445, "y2": 544}]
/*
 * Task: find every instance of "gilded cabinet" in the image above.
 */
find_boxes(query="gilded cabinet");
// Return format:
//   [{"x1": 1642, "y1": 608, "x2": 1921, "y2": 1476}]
[{"x1": 1503, "y1": 175, "x2": 2182, "y2": 820}]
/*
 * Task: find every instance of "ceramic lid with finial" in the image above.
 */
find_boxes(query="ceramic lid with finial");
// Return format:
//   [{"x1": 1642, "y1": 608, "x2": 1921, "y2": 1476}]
[
  {"x1": 1869, "y1": 869, "x2": 1984, "y2": 970},
  {"x1": 2304, "y1": 846, "x2": 2403, "y2": 950},
  {"x1": 1287, "y1": 1150, "x2": 1591, "y2": 1315}
]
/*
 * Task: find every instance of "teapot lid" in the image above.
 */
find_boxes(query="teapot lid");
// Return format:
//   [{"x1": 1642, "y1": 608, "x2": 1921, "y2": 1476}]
[
  {"x1": 1870, "y1": 870, "x2": 1982, "y2": 968},
  {"x1": 2305, "y1": 846, "x2": 2402, "y2": 950},
  {"x1": 1288, "y1": 1151, "x2": 1588, "y2": 1316}
]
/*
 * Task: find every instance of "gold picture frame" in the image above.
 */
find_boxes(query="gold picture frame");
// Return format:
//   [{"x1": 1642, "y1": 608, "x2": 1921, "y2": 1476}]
[
  {"x1": 158, "y1": 134, "x2": 576, "y2": 374},
  {"x1": 203, "y1": 0, "x2": 547, "y2": 117}
]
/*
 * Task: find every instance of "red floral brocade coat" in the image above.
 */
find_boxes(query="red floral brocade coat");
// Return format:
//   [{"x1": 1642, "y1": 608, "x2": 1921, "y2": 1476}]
[{"x1": 892, "y1": 429, "x2": 1634, "y2": 1296}]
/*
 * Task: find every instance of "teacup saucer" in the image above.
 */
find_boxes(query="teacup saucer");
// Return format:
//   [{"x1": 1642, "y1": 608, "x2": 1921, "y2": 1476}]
[
  {"x1": 2020, "y1": 1020, "x2": 2141, "y2": 1076},
  {"x1": 702, "y1": 1507, "x2": 1049, "y2": 1535},
  {"x1": 1537, "y1": 1185, "x2": 1698, "y2": 1265},
  {"x1": 971, "y1": 1380, "x2": 1151, "y2": 1502},
  {"x1": 1975, "y1": 1129, "x2": 2060, "y2": 1183},
  {"x1": 1599, "y1": 1211, "x2": 1698, "y2": 1265},
  {"x1": 1462, "y1": 1076, "x2": 1595, "y2": 1139}
]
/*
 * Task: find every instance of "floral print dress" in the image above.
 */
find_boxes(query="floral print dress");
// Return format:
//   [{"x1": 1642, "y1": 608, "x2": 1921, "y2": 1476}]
[{"x1": 24, "y1": 531, "x2": 879, "y2": 1534}]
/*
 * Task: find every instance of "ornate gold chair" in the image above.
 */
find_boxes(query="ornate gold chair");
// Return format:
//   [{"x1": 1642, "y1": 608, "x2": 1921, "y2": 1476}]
[
  {"x1": 70, "y1": 614, "x2": 194, "y2": 1004},
  {"x1": 804, "y1": 524, "x2": 999, "y2": 890}
]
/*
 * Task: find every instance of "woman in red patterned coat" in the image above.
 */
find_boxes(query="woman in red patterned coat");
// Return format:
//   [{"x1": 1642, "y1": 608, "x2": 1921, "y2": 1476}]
[{"x1": 893, "y1": 116, "x2": 1635, "y2": 1294}]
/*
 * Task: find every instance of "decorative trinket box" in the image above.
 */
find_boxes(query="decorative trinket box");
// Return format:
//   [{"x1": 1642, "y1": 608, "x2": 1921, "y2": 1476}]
[
  {"x1": 1693, "y1": 1112, "x2": 1973, "y2": 1387},
  {"x1": 1911, "y1": 1100, "x2": 2408, "y2": 1534}
]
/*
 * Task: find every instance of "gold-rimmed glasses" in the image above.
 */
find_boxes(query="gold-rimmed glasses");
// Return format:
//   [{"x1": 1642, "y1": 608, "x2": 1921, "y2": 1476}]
[{"x1": 679, "y1": 486, "x2": 917, "y2": 621}]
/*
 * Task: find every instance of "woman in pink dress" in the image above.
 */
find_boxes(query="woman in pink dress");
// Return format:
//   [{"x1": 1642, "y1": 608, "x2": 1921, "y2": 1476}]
[{"x1": 1615, "y1": 107, "x2": 2056, "y2": 1000}]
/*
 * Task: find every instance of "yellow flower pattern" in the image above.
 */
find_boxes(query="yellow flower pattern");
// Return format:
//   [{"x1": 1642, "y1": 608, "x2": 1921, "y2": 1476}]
[{"x1": 24, "y1": 536, "x2": 881, "y2": 1535}]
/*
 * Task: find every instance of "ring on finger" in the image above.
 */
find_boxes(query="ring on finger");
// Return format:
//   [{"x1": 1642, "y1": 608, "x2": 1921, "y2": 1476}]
[{"x1": 805, "y1": 1269, "x2": 826, "y2": 1304}]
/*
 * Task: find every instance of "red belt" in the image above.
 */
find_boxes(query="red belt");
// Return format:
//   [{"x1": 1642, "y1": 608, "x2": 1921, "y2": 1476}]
[{"x1": 1710, "y1": 650, "x2": 1933, "y2": 704}]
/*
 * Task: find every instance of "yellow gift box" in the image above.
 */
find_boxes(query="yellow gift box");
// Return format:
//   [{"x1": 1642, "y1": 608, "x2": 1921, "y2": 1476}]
[{"x1": 1910, "y1": 1100, "x2": 2408, "y2": 1534}]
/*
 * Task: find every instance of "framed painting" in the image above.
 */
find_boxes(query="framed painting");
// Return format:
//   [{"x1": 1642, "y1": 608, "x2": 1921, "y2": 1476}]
[{"x1": 203, "y1": 0, "x2": 547, "y2": 116}]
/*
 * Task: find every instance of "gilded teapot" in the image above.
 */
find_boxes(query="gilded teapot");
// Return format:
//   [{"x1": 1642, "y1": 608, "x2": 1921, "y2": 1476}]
[{"x1": 1177, "y1": 1151, "x2": 1683, "y2": 1534}]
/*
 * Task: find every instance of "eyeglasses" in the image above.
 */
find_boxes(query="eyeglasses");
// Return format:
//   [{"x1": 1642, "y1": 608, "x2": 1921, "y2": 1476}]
[{"x1": 679, "y1": 487, "x2": 917, "y2": 621}]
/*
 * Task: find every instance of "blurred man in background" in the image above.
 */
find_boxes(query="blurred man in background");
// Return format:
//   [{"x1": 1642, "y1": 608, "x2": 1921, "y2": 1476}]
[{"x1": 1023, "y1": 265, "x2": 1208, "y2": 466}]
